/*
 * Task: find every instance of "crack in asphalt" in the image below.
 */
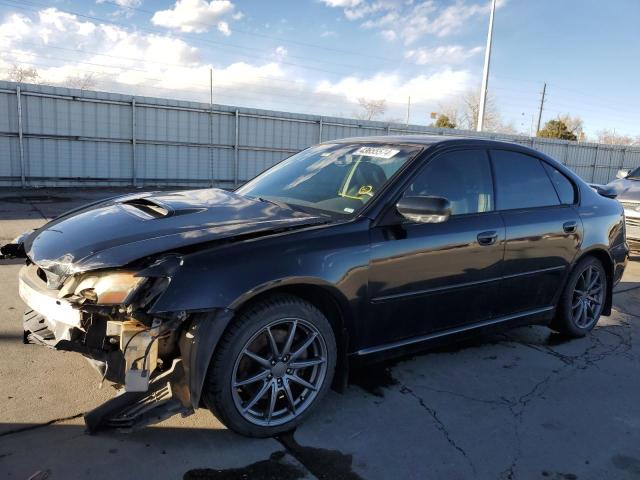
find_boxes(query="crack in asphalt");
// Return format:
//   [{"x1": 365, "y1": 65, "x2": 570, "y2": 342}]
[
  {"x1": 0, "y1": 413, "x2": 84, "y2": 438},
  {"x1": 391, "y1": 319, "x2": 635, "y2": 479},
  {"x1": 398, "y1": 382, "x2": 477, "y2": 475},
  {"x1": 23, "y1": 199, "x2": 49, "y2": 222},
  {"x1": 493, "y1": 321, "x2": 634, "y2": 478},
  {"x1": 614, "y1": 284, "x2": 640, "y2": 294},
  {"x1": 419, "y1": 385, "x2": 511, "y2": 407}
]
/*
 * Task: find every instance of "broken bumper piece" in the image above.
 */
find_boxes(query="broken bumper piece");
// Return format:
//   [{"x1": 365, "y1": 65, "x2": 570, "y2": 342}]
[{"x1": 84, "y1": 359, "x2": 192, "y2": 433}]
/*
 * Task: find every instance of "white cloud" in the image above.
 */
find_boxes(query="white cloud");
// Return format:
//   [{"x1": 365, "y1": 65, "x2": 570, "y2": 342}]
[
  {"x1": 217, "y1": 20, "x2": 230, "y2": 35},
  {"x1": 96, "y1": 0, "x2": 141, "y2": 7},
  {"x1": 320, "y1": 29, "x2": 337, "y2": 37},
  {"x1": 0, "y1": 7, "x2": 478, "y2": 123},
  {"x1": 405, "y1": 45, "x2": 483, "y2": 65},
  {"x1": 325, "y1": 0, "x2": 503, "y2": 45},
  {"x1": 315, "y1": 69, "x2": 472, "y2": 104},
  {"x1": 381, "y1": 29, "x2": 396, "y2": 41},
  {"x1": 402, "y1": 1, "x2": 485, "y2": 43},
  {"x1": 319, "y1": 0, "x2": 362, "y2": 7},
  {"x1": 151, "y1": 0, "x2": 236, "y2": 34},
  {"x1": 272, "y1": 46, "x2": 288, "y2": 61}
]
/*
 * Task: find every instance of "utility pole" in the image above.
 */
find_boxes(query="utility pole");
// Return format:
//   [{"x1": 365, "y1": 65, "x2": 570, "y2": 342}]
[
  {"x1": 477, "y1": 0, "x2": 496, "y2": 132},
  {"x1": 406, "y1": 96, "x2": 411, "y2": 126},
  {"x1": 535, "y1": 82, "x2": 547, "y2": 135}
]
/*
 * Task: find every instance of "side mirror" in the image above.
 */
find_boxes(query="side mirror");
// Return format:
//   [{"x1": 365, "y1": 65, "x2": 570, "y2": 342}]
[
  {"x1": 396, "y1": 196, "x2": 451, "y2": 224},
  {"x1": 617, "y1": 169, "x2": 630, "y2": 179}
]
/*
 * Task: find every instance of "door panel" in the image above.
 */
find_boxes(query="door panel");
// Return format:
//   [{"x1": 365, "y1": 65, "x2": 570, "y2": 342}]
[
  {"x1": 489, "y1": 149, "x2": 582, "y2": 316},
  {"x1": 366, "y1": 213, "x2": 505, "y2": 347},
  {"x1": 497, "y1": 207, "x2": 581, "y2": 315},
  {"x1": 363, "y1": 148, "x2": 505, "y2": 349}
]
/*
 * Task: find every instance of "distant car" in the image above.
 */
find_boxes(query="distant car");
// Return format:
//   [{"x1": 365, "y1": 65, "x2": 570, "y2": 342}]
[
  {"x1": 606, "y1": 167, "x2": 640, "y2": 249},
  {"x1": 2, "y1": 136, "x2": 628, "y2": 437}
]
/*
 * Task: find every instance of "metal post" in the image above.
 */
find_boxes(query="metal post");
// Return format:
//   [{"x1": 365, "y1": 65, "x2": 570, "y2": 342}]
[
  {"x1": 234, "y1": 109, "x2": 239, "y2": 187},
  {"x1": 16, "y1": 86, "x2": 25, "y2": 188},
  {"x1": 209, "y1": 69, "x2": 214, "y2": 187},
  {"x1": 318, "y1": 117, "x2": 323, "y2": 143},
  {"x1": 591, "y1": 145, "x2": 599, "y2": 184},
  {"x1": 406, "y1": 96, "x2": 411, "y2": 126},
  {"x1": 131, "y1": 98, "x2": 137, "y2": 187},
  {"x1": 477, "y1": 0, "x2": 496, "y2": 132}
]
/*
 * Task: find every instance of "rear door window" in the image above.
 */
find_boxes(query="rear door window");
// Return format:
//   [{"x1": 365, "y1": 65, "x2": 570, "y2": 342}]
[{"x1": 490, "y1": 150, "x2": 560, "y2": 210}]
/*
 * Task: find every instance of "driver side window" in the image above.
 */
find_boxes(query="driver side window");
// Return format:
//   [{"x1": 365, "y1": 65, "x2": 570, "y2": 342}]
[{"x1": 404, "y1": 150, "x2": 494, "y2": 215}]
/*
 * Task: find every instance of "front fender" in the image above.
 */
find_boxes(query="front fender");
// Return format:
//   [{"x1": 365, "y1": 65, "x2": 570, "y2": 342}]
[
  {"x1": 147, "y1": 221, "x2": 369, "y2": 318},
  {"x1": 179, "y1": 309, "x2": 235, "y2": 409}
]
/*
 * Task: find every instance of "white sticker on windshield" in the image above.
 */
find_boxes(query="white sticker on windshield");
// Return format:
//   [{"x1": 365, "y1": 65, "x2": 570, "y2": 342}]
[
  {"x1": 353, "y1": 146, "x2": 400, "y2": 159},
  {"x1": 343, "y1": 207, "x2": 355, "y2": 213}
]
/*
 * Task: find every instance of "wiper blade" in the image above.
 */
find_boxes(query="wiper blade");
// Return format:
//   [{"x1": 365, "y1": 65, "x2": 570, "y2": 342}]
[{"x1": 257, "y1": 197, "x2": 293, "y2": 210}]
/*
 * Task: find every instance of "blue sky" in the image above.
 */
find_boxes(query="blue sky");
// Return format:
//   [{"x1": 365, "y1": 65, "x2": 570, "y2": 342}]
[{"x1": 0, "y1": 0, "x2": 637, "y2": 138}]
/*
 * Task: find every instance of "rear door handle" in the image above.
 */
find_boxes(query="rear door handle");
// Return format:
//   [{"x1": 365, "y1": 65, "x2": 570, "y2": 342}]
[
  {"x1": 477, "y1": 230, "x2": 498, "y2": 246},
  {"x1": 563, "y1": 221, "x2": 577, "y2": 233}
]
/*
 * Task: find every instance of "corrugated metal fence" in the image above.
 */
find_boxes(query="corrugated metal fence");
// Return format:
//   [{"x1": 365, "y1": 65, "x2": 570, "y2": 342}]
[{"x1": 2, "y1": 80, "x2": 640, "y2": 188}]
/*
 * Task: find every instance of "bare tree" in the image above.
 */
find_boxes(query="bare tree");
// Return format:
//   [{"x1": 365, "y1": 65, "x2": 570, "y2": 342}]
[
  {"x1": 64, "y1": 72, "x2": 97, "y2": 91},
  {"x1": 438, "y1": 89, "x2": 503, "y2": 132},
  {"x1": 5, "y1": 64, "x2": 41, "y2": 83},
  {"x1": 557, "y1": 114, "x2": 584, "y2": 138},
  {"x1": 354, "y1": 97, "x2": 387, "y2": 121},
  {"x1": 596, "y1": 129, "x2": 639, "y2": 146}
]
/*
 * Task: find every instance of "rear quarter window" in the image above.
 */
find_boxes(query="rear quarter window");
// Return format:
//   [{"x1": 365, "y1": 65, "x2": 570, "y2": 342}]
[{"x1": 542, "y1": 162, "x2": 577, "y2": 205}]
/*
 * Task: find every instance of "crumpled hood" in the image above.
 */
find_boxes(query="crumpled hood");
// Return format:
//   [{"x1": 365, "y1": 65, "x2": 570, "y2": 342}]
[
  {"x1": 24, "y1": 188, "x2": 325, "y2": 276},
  {"x1": 606, "y1": 178, "x2": 640, "y2": 199}
]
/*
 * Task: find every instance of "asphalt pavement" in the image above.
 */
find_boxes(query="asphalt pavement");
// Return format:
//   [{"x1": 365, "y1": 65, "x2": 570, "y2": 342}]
[{"x1": 1, "y1": 188, "x2": 639, "y2": 480}]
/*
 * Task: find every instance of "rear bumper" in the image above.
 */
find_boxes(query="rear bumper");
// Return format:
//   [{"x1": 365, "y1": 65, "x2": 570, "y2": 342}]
[{"x1": 611, "y1": 241, "x2": 628, "y2": 288}]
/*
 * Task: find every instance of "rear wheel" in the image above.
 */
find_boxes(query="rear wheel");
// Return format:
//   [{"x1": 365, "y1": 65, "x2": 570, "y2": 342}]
[
  {"x1": 552, "y1": 257, "x2": 607, "y2": 337},
  {"x1": 202, "y1": 294, "x2": 336, "y2": 437}
]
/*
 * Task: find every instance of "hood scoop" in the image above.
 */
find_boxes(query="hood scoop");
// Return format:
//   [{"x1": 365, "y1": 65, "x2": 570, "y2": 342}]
[{"x1": 120, "y1": 198, "x2": 172, "y2": 219}]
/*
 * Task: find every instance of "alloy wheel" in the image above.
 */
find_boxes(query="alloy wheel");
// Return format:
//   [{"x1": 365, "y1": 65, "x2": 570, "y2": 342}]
[
  {"x1": 571, "y1": 264, "x2": 605, "y2": 329},
  {"x1": 231, "y1": 318, "x2": 328, "y2": 426}
]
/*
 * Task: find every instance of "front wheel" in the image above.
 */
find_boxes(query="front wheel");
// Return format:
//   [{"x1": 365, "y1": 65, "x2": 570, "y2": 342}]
[
  {"x1": 202, "y1": 294, "x2": 336, "y2": 437},
  {"x1": 552, "y1": 257, "x2": 607, "y2": 337}
]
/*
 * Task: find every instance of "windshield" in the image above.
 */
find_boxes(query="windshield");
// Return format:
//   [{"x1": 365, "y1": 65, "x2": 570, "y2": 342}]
[{"x1": 236, "y1": 143, "x2": 422, "y2": 216}]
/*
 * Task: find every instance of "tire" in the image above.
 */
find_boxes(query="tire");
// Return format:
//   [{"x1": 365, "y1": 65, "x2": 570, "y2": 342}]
[
  {"x1": 202, "y1": 294, "x2": 337, "y2": 437},
  {"x1": 552, "y1": 256, "x2": 607, "y2": 337}
]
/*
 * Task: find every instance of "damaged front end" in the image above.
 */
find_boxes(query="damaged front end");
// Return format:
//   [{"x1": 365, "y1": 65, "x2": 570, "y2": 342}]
[{"x1": 15, "y1": 252, "x2": 210, "y2": 433}]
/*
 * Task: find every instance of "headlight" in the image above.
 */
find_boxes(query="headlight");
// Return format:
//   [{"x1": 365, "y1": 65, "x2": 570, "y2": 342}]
[{"x1": 72, "y1": 272, "x2": 146, "y2": 305}]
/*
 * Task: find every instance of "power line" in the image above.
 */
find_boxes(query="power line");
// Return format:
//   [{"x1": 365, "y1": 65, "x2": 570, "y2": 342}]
[
  {"x1": 2, "y1": 0, "x2": 403, "y2": 78},
  {"x1": 98, "y1": 0, "x2": 399, "y2": 64}
]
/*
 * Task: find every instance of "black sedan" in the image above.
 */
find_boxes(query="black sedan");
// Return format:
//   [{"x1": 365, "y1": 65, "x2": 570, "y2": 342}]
[{"x1": 2, "y1": 136, "x2": 628, "y2": 437}]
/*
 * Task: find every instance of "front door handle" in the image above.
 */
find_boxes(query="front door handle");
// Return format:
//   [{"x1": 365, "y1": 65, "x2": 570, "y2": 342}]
[
  {"x1": 563, "y1": 221, "x2": 578, "y2": 233},
  {"x1": 477, "y1": 230, "x2": 498, "y2": 246}
]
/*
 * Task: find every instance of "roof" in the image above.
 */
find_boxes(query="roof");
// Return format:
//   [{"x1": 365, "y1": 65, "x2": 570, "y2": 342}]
[{"x1": 328, "y1": 134, "x2": 517, "y2": 146}]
